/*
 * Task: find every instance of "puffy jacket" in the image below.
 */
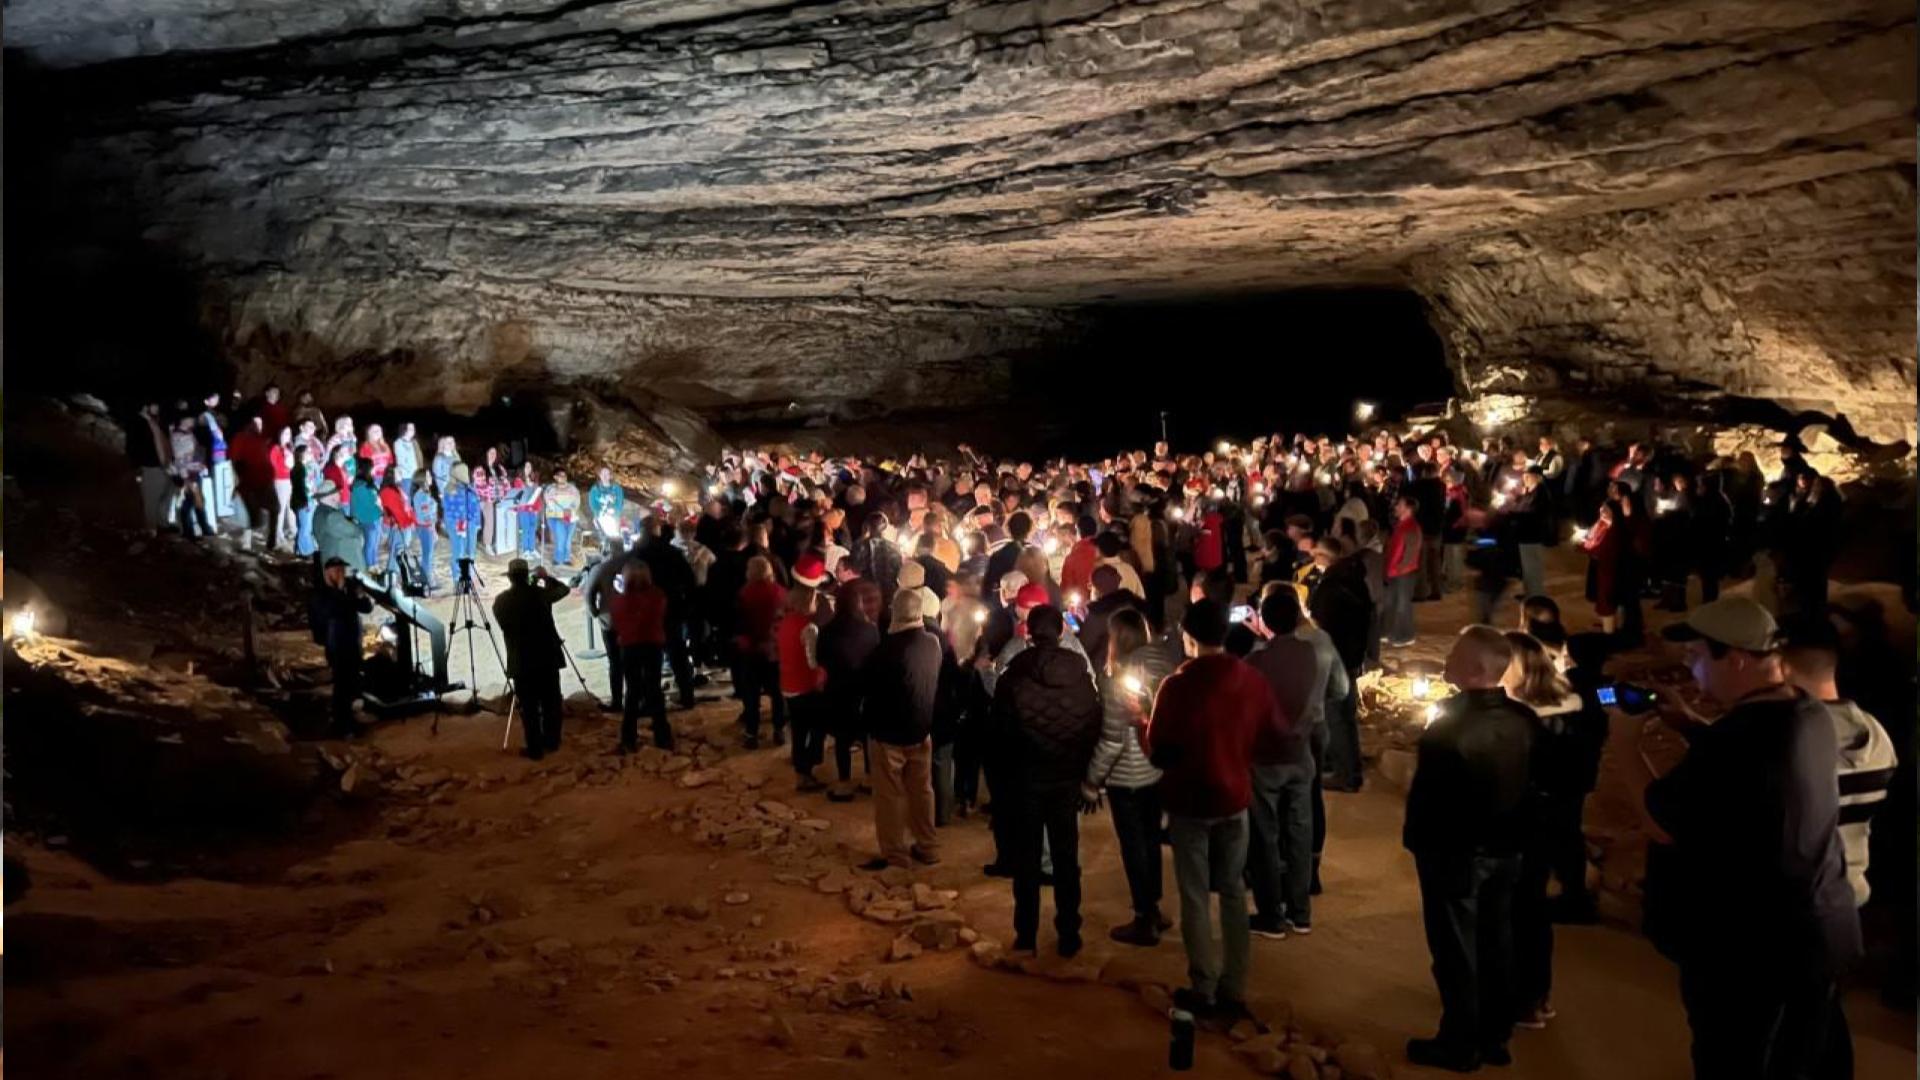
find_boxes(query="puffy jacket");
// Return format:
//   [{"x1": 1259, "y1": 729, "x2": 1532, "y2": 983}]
[
  {"x1": 1088, "y1": 638, "x2": 1179, "y2": 790},
  {"x1": 991, "y1": 641, "x2": 1103, "y2": 791}
]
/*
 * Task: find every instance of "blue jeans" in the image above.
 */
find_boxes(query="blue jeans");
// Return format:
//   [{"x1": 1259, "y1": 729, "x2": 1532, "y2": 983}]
[
  {"x1": 1323, "y1": 681, "x2": 1363, "y2": 790},
  {"x1": 1517, "y1": 543, "x2": 1546, "y2": 601},
  {"x1": 516, "y1": 510, "x2": 539, "y2": 554},
  {"x1": 1249, "y1": 759, "x2": 1316, "y2": 925},
  {"x1": 449, "y1": 527, "x2": 475, "y2": 563},
  {"x1": 551, "y1": 519, "x2": 574, "y2": 564},
  {"x1": 415, "y1": 526, "x2": 437, "y2": 589},
  {"x1": 361, "y1": 521, "x2": 383, "y2": 570},
  {"x1": 295, "y1": 505, "x2": 316, "y2": 556},
  {"x1": 1169, "y1": 810, "x2": 1251, "y2": 1004}
]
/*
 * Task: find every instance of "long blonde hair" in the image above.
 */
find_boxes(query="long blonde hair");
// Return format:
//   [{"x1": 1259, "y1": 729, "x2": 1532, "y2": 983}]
[{"x1": 1502, "y1": 631, "x2": 1571, "y2": 708}]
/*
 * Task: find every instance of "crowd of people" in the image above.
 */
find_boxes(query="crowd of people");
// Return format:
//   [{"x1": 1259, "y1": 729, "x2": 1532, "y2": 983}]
[{"x1": 140, "y1": 388, "x2": 1900, "y2": 1077}]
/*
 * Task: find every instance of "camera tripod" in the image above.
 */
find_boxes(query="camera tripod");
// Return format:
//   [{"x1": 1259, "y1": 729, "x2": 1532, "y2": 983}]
[{"x1": 448, "y1": 557, "x2": 511, "y2": 716}]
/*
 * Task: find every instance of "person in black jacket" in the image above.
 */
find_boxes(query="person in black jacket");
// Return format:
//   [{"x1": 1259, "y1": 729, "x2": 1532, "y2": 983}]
[
  {"x1": 1404, "y1": 626, "x2": 1536, "y2": 1072},
  {"x1": 990, "y1": 604, "x2": 1103, "y2": 957},
  {"x1": 493, "y1": 558, "x2": 571, "y2": 759},
  {"x1": 1689, "y1": 471, "x2": 1733, "y2": 604},
  {"x1": 818, "y1": 579, "x2": 882, "y2": 802},
  {"x1": 859, "y1": 590, "x2": 943, "y2": 870},
  {"x1": 311, "y1": 557, "x2": 374, "y2": 738},
  {"x1": 1076, "y1": 565, "x2": 1142, "y2": 676},
  {"x1": 1310, "y1": 542, "x2": 1372, "y2": 793},
  {"x1": 1410, "y1": 462, "x2": 1447, "y2": 601},
  {"x1": 640, "y1": 518, "x2": 699, "y2": 707},
  {"x1": 1509, "y1": 468, "x2": 1551, "y2": 602},
  {"x1": 1646, "y1": 599, "x2": 1859, "y2": 1078}
]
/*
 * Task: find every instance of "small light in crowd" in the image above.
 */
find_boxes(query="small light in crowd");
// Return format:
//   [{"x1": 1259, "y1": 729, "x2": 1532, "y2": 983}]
[
  {"x1": 1655, "y1": 497, "x2": 1678, "y2": 513},
  {"x1": 1209, "y1": 487, "x2": 1225, "y2": 499},
  {"x1": 378, "y1": 623, "x2": 398, "y2": 645},
  {"x1": 1354, "y1": 401, "x2": 1376, "y2": 422},
  {"x1": 1216, "y1": 440, "x2": 1230, "y2": 455},
  {"x1": 1253, "y1": 495, "x2": 1266, "y2": 507},
  {"x1": 1170, "y1": 507, "x2": 1185, "y2": 521},
  {"x1": 1424, "y1": 703, "x2": 1441, "y2": 727},
  {"x1": 1411, "y1": 676, "x2": 1432, "y2": 700},
  {"x1": 1123, "y1": 672, "x2": 1145, "y2": 696},
  {"x1": 1571, "y1": 526, "x2": 1590, "y2": 544},
  {"x1": 972, "y1": 607, "x2": 988, "y2": 625},
  {"x1": 1042, "y1": 536, "x2": 1059, "y2": 556},
  {"x1": 1492, "y1": 492, "x2": 1509, "y2": 509},
  {"x1": 1066, "y1": 590, "x2": 1082, "y2": 609},
  {"x1": 661, "y1": 479, "x2": 679, "y2": 498},
  {"x1": 706, "y1": 483, "x2": 720, "y2": 498},
  {"x1": 1250, "y1": 480, "x2": 1264, "y2": 493},
  {"x1": 9, "y1": 607, "x2": 36, "y2": 641}
]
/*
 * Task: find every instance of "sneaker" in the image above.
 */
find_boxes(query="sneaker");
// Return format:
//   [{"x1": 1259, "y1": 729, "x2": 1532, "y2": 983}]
[
  {"x1": 1284, "y1": 920, "x2": 1312, "y2": 936},
  {"x1": 1249, "y1": 915, "x2": 1288, "y2": 940},
  {"x1": 1058, "y1": 934, "x2": 1083, "y2": 959},
  {"x1": 909, "y1": 846, "x2": 941, "y2": 866},
  {"x1": 1108, "y1": 917, "x2": 1160, "y2": 947},
  {"x1": 1406, "y1": 1037, "x2": 1480, "y2": 1073},
  {"x1": 857, "y1": 857, "x2": 893, "y2": 872},
  {"x1": 1514, "y1": 1009, "x2": 1548, "y2": 1031},
  {"x1": 1537, "y1": 1003, "x2": 1557, "y2": 1021},
  {"x1": 1211, "y1": 997, "x2": 1260, "y2": 1030}
]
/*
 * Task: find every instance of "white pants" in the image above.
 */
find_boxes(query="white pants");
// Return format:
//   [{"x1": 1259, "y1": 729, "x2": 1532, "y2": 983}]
[{"x1": 273, "y1": 479, "x2": 295, "y2": 548}]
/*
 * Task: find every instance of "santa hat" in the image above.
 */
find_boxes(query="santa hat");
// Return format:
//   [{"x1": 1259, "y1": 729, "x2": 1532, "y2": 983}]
[
  {"x1": 1015, "y1": 583, "x2": 1051, "y2": 610},
  {"x1": 793, "y1": 552, "x2": 829, "y2": 587}
]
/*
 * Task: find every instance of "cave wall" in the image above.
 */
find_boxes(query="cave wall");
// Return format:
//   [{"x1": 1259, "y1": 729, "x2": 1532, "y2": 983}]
[
  {"x1": 1412, "y1": 170, "x2": 1919, "y2": 443},
  {"x1": 7, "y1": 0, "x2": 1915, "y2": 434}
]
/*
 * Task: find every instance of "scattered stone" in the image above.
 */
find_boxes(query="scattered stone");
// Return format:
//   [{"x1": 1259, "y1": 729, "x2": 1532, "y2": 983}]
[
  {"x1": 888, "y1": 934, "x2": 924, "y2": 962},
  {"x1": 533, "y1": 937, "x2": 573, "y2": 961},
  {"x1": 957, "y1": 927, "x2": 979, "y2": 945},
  {"x1": 875, "y1": 866, "x2": 913, "y2": 889},
  {"x1": 749, "y1": 914, "x2": 767, "y2": 928},
  {"x1": 763, "y1": 1012, "x2": 797, "y2": 1049},
  {"x1": 815, "y1": 869, "x2": 854, "y2": 895},
  {"x1": 723, "y1": 891, "x2": 751, "y2": 906},
  {"x1": 1230, "y1": 1019, "x2": 1263, "y2": 1042},
  {"x1": 678, "y1": 768, "x2": 722, "y2": 789},
  {"x1": 968, "y1": 940, "x2": 1004, "y2": 968},
  {"x1": 796, "y1": 818, "x2": 831, "y2": 831},
  {"x1": 1288, "y1": 1055, "x2": 1321, "y2": 1080}
]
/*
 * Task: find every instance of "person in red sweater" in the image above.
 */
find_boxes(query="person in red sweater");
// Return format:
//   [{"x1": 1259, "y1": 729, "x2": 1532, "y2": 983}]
[
  {"x1": 1058, "y1": 516, "x2": 1102, "y2": 600},
  {"x1": 1194, "y1": 503, "x2": 1226, "y2": 574},
  {"x1": 1143, "y1": 598, "x2": 1283, "y2": 1027},
  {"x1": 611, "y1": 562, "x2": 673, "y2": 752},
  {"x1": 377, "y1": 470, "x2": 415, "y2": 580},
  {"x1": 778, "y1": 582, "x2": 828, "y2": 791},
  {"x1": 1383, "y1": 494, "x2": 1423, "y2": 648},
  {"x1": 735, "y1": 555, "x2": 789, "y2": 749}
]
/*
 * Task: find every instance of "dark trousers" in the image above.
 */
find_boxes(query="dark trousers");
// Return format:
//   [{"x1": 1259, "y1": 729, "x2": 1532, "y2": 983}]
[
  {"x1": 517, "y1": 669, "x2": 564, "y2": 752},
  {"x1": 735, "y1": 654, "x2": 784, "y2": 739},
  {"x1": 1419, "y1": 534, "x2": 1445, "y2": 599},
  {"x1": 789, "y1": 691, "x2": 826, "y2": 775},
  {"x1": 664, "y1": 615, "x2": 695, "y2": 705},
  {"x1": 328, "y1": 656, "x2": 361, "y2": 736},
  {"x1": 1012, "y1": 786, "x2": 1082, "y2": 945},
  {"x1": 1513, "y1": 844, "x2": 1555, "y2": 1013},
  {"x1": 932, "y1": 740, "x2": 956, "y2": 825},
  {"x1": 603, "y1": 627, "x2": 624, "y2": 710},
  {"x1": 619, "y1": 644, "x2": 669, "y2": 749},
  {"x1": 1309, "y1": 723, "x2": 1328, "y2": 868},
  {"x1": 1249, "y1": 759, "x2": 1315, "y2": 924},
  {"x1": 1107, "y1": 783, "x2": 1164, "y2": 918},
  {"x1": 827, "y1": 692, "x2": 866, "y2": 782},
  {"x1": 1323, "y1": 684, "x2": 1363, "y2": 790},
  {"x1": 1679, "y1": 959, "x2": 1847, "y2": 1080},
  {"x1": 1541, "y1": 791, "x2": 1592, "y2": 907},
  {"x1": 1415, "y1": 851, "x2": 1521, "y2": 1054},
  {"x1": 984, "y1": 759, "x2": 1019, "y2": 866}
]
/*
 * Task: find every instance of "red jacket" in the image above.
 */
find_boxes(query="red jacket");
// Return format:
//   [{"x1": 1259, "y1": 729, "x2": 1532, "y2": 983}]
[
  {"x1": 379, "y1": 486, "x2": 415, "y2": 529},
  {"x1": 1059, "y1": 538, "x2": 1100, "y2": 597},
  {"x1": 1386, "y1": 515, "x2": 1422, "y2": 579},
  {"x1": 1144, "y1": 653, "x2": 1281, "y2": 819},
  {"x1": 269, "y1": 444, "x2": 293, "y2": 481},
  {"x1": 737, "y1": 580, "x2": 787, "y2": 657},
  {"x1": 1194, "y1": 511, "x2": 1226, "y2": 572},
  {"x1": 777, "y1": 611, "x2": 823, "y2": 694},
  {"x1": 610, "y1": 585, "x2": 668, "y2": 647}
]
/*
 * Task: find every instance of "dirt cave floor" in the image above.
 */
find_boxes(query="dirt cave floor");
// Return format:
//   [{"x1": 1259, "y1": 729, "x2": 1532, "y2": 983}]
[{"x1": 6, "y1": 543, "x2": 1916, "y2": 1080}]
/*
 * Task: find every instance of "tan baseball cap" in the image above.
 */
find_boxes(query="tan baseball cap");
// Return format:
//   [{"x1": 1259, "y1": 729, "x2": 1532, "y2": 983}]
[{"x1": 1661, "y1": 597, "x2": 1781, "y2": 653}]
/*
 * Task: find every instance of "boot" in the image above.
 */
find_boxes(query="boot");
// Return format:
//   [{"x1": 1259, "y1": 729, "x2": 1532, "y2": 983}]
[{"x1": 1108, "y1": 915, "x2": 1160, "y2": 947}]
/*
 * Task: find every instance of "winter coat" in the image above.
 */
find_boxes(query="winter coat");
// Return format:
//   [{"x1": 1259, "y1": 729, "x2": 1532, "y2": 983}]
[
  {"x1": 1310, "y1": 556, "x2": 1374, "y2": 673},
  {"x1": 491, "y1": 576, "x2": 570, "y2": 677},
  {"x1": 1404, "y1": 689, "x2": 1536, "y2": 857},
  {"x1": 1087, "y1": 638, "x2": 1179, "y2": 790},
  {"x1": 1245, "y1": 625, "x2": 1350, "y2": 764},
  {"x1": 991, "y1": 641, "x2": 1104, "y2": 791},
  {"x1": 1143, "y1": 653, "x2": 1280, "y2": 819},
  {"x1": 864, "y1": 627, "x2": 942, "y2": 746},
  {"x1": 443, "y1": 483, "x2": 484, "y2": 538}
]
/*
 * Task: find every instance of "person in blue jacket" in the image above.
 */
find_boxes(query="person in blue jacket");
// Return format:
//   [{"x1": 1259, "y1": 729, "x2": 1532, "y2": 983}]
[
  {"x1": 349, "y1": 466, "x2": 383, "y2": 573},
  {"x1": 410, "y1": 470, "x2": 441, "y2": 593}
]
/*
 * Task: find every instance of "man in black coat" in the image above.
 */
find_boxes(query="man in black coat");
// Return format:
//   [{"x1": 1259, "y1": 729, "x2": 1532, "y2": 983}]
[
  {"x1": 311, "y1": 557, "x2": 374, "y2": 738},
  {"x1": 493, "y1": 558, "x2": 571, "y2": 759},
  {"x1": 990, "y1": 605, "x2": 1103, "y2": 957},
  {"x1": 640, "y1": 518, "x2": 698, "y2": 707},
  {"x1": 1309, "y1": 542, "x2": 1373, "y2": 792},
  {"x1": 1075, "y1": 564, "x2": 1141, "y2": 676},
  {"x1": 1409, "y1": 463, "x2": 1448, "y2": 601},
  {"x1": 1404, "y1": 625, "x2": 1537, "y2": 1072},
  {"x1": 860, "y1": 590, "x2": 943, "y2": 870},
  {"x1": 1646, "y1": 599, "x2": 1859, "y2": 1078}
]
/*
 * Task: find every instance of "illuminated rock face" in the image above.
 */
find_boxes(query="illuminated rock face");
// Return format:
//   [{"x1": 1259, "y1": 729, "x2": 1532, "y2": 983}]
[{"x1": 11, "y1": 0, "x2": 1915, "y2": 438}]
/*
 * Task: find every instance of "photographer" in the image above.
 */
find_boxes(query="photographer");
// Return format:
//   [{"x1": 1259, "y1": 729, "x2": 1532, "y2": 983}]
[
  {"x1": 494, "y1": 558, "x2": 571, "y2": 760},
  {"x1": 310, "y1": 557, "x2": 374, "y2": 738}
]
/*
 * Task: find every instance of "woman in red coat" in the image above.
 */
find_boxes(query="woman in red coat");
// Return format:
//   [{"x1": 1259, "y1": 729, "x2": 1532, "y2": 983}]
[
  {"x1": 735, "y1": 556, "x2": 789, "y2": 749},
  {"x1": 1582, "y1": 502, "x2": 1621, "y2": 635},
  {"x1": 777, "y1": 583, "x2": 828, "y2": 790},
  {"x1": 611, "y1": 562, "x2": 672, "y2": 752}
]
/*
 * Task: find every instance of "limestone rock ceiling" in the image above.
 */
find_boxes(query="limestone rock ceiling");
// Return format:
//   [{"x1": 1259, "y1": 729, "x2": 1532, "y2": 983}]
[{"x1": 12, "y1": 0, "x2": 1918, "y2": 436}]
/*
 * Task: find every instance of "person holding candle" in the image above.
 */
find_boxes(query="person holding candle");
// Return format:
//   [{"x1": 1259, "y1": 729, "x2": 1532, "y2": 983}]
[{"x1": 1087, "y1": 607, "x2": 1179, "y2": 946}]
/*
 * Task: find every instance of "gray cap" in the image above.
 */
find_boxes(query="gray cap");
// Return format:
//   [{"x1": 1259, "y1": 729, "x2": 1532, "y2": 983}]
[{"x1": 1661, "y1": 597, "x2": 1781, "y2": 653}]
